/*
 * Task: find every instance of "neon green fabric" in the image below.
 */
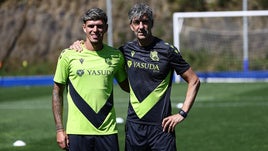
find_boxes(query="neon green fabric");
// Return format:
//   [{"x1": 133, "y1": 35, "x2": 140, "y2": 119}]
[
  {"x1": 54, "y1": 44, "x2": 127, "y2": 135},
  {"x1": 130, "y1": 71, "x2": 172, "y2": 119}
]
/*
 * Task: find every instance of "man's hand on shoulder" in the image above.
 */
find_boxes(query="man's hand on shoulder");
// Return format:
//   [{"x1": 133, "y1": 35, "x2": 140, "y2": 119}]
[{"x1": 69, "y1": 40, "x2": 84, "y2": 52}]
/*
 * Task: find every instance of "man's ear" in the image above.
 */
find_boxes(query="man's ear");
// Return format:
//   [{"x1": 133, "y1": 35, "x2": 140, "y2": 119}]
[
  {"x1": 82, "y1": 24, "x2": 86, "y2": 33},
  {"x1": 104, "y1": 24, "x2": 108, "y2": 33},
  {"x1": 130, "y1": 24, "x2": 135, "y2": 32}
]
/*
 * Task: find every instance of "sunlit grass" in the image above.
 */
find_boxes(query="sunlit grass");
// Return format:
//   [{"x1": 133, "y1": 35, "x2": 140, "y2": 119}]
[{"x1": 0, "y1": 83, "x2": 267, "y2": 151}]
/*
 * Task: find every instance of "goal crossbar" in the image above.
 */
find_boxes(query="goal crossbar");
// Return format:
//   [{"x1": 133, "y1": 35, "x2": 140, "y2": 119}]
[
  {"x1": 173, "y1": 10, "x2": 268, "y2": 71},
  {"x1": 173, "y1": 10, "x2": 268, "y2": 19},
  {"x1": 173, "y1": 10, "x2": 268, "y2": 49}
]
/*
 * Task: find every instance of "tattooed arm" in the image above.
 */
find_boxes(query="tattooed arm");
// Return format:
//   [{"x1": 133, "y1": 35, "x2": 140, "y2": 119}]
[{"x1": 52, "y1": 82, "x2": 69, "y2": 149}]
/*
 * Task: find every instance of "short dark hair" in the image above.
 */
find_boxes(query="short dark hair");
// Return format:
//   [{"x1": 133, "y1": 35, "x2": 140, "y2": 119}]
[{"x1": 82, "y1": 8, "x2": 107, "y2": 24}]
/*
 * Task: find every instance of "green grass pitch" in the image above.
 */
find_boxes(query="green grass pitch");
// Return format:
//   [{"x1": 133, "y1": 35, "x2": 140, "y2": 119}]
[{"x1": 0, "y1": 82, "x2": 268, "y2": 151}]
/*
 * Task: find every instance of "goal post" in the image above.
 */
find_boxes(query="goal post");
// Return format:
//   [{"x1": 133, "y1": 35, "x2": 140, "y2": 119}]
[{"x1": 173, "y1": 10, "x2": 268, "y2": 72}]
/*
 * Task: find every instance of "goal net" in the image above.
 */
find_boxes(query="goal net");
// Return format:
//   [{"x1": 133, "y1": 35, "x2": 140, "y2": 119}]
[{"x1": 173, "y1": 11, "x2": 268, "y2": 73}]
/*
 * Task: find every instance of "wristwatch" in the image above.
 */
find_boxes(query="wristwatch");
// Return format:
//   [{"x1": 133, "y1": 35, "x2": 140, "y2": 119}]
[{"x1": 178, "y1": 109, "x2": 188, "y2": 118}]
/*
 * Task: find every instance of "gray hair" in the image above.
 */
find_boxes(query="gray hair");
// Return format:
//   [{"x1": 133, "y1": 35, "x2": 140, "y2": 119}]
[
  {"x1": 82, "y1": 8, "x2": 107, "y2": 24},
  {"x1": 128, "y1": 3, "x2": 153, "y2": 24}
]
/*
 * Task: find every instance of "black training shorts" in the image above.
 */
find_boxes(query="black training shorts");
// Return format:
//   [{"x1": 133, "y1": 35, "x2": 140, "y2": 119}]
[
  {"x1": 125, "y1": 121, "x2": 177, "y2": 151},
  {"x1": 68, "y1": 134, "x2": 119, "y2": 151}
]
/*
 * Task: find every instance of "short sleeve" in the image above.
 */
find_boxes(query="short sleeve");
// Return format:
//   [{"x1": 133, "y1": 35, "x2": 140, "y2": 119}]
[
  {"x1": 168, "y1": 46, "x2": 190, "y2": 75},
  {"x1": 53, "y1": 49, "x2": 69, "y2": 84},
  {"x1": 114, "y1": 52, "x2": 127, "y2": 83}
]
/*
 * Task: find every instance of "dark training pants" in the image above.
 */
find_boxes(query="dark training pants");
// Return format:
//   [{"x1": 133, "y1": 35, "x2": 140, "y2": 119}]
[
  {"x1": 68, "y1": 134, "x2": 119, "y2": 151},
  {"x1": 125, "y1": 121, "x2": 177, "y2": 151}
]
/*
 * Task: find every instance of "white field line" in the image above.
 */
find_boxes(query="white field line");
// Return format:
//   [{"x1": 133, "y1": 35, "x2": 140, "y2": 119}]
[{"x1": 173, "y1": 101, "x2": 268, "y2": 108}]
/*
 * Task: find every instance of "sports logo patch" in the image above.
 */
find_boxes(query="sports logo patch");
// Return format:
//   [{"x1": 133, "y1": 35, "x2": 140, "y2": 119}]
[
  {"x1": 76, "y1": 69, "x2": 84, "y2": 77},
  {"x1": 131, "y1": 50, "x2": 135, "y2": 57},
  {"x1": 79, "y1": 58, "x2": 84, "y2": 64},
  {"x1": 150, "y1": 50, "x2": 159, "y2": 61},
  {"x1": 127, "y1": 60, "x2": 132, "y2": 68}
]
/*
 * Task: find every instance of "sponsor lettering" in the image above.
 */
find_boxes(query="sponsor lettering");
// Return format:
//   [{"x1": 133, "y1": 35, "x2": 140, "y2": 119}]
[
  {"x1": 132, "y1": 61, "x2": 159, "y2": 71},
  {"x1": 87, "y1": 70, "x2": 113, "y2": 75}
]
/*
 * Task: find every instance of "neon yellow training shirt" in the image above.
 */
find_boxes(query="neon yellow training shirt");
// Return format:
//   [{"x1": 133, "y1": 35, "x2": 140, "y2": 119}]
[{"x1": 54, "y1": 44, "x2": 127, "y2": 135}]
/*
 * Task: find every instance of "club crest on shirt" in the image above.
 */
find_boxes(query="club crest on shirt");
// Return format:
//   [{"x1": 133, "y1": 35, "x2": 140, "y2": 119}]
[
  {"x1": 150, "y1": 50, "x2": 159, "y2": 61},
  {"x1": 76, "y1": 69, "x2": 84, "y2": 77}
]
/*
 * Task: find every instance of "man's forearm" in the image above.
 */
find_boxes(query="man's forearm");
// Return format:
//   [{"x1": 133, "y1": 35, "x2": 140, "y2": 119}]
[
  {"x1": 52, "y1": 83, "x2": 65, "y2": 131},
  {"x1": 181, "y1": 68, "x2": 201, "y2": 113},
  {"x1": 182, "y1": 77, "x2": 200, "y2": 113}
]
